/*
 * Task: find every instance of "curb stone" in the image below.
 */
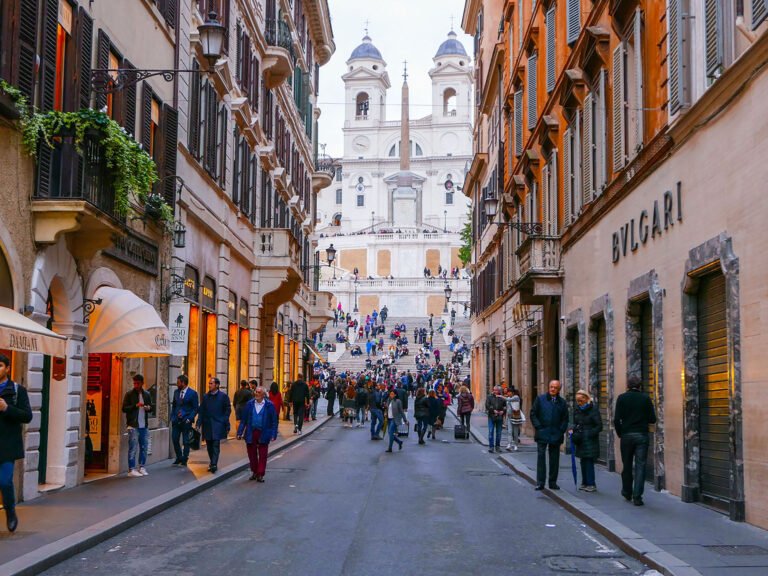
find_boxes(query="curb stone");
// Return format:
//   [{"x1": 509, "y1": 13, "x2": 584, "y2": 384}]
[
  {"x1": 0, "y1": 415, "x2": 337, "y2": 576},
  {"x1": 446, "y1": 407, "x2": 701, "y2": 576}
]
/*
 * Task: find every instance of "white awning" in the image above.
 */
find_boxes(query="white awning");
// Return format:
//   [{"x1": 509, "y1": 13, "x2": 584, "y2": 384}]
[
  {"x1": 0, "y1": 306, "x2": 68, "y2": 357},
  {"x1": 87, "y1": 287, "x2": 170, "y2": 357}
]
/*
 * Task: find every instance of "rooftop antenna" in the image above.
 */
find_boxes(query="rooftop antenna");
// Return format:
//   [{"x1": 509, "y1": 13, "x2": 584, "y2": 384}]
[
  {"x1": 402, "y1": 60, "x2": 408, "y2": 83},
  {"x1": 450, "y1": 15, "x2": 455, "y2": 32},
  {"x1": 364, "y1": 19, "x2": 369, "y2": 36}
]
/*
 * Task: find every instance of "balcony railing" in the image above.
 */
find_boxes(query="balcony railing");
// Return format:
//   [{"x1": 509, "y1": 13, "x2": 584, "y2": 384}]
[
  {"x1": 265, "y1": 18, "x2": 294, "y2": 54},
  {"x1": 516, "y1": 235, "x2": 562, "y2": 278}
]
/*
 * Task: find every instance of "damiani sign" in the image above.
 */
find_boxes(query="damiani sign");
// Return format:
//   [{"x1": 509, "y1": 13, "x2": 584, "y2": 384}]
[{"x1": 612, "y1": 182, "x2": 683, "y2": 264}]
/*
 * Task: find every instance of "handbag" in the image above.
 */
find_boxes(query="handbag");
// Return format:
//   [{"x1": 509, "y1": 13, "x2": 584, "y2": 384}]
[
  {"x1": 189, "y1": 428, "x2": 201, "y2": 451},
  {"x1": 396, "y1": 422, "x2": 410, "y2": 437}
]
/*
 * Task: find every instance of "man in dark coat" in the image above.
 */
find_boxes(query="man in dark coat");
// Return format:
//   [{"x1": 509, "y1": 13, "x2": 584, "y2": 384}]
[
  {"x1": 325, "y1": 380, "x2": 336, "y2": 417},
  {"x1": 0, "y1": 354, "x2": 32, "y2": 532},
  {"x1": 197, "y1": 377, "x2": 231, "y2": 473},
  {"x1": 614, "y1": 375, "x2": 657, "y2": 506},
  {"x1": 171, "y1": 375, "x2": 199, "y2": 467},
  {"x1": 232, "y1": 380, "x2": 253, "y2": 423},
  {"x1": 530, "y1": 380, "x2": 569, "y2": 490},
  {"x1": 289, "y1": 374, "x2": 310, "y2": 434}
]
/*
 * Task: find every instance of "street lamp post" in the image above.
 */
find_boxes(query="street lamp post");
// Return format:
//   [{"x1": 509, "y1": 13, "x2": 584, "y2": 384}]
[
  {"x1": 371, "y1": 211, "x2": 375, "y2": 228},
  {"x1": 444, "y1": 210, "x2": 447, "y2": 233},
  {"x1": 483, "y1": 195, "x2": 543, "y2": 235},
  {"x1": 326, "y1": 243, "x2": 337, "y2": 280},
  {"x1": 353, "y1": 279, "x2": 359, "y2": 313},
  {"x1": 443, "y1": 282, "x2": 452, "y2": 314}
]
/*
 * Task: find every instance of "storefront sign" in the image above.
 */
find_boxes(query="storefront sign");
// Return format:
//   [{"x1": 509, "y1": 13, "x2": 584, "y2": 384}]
[
  {"x1": 169, "y1": 302, "x2": 190, "y2": 356},
  {"x1": 184, "y1": 265, "x2": 199, "y2": 302},
  {"x1": 239, "y1": 298, "x2": 248, "y2": 327},
  {"x1": 227, "y1": 292, "x2": 237, "y2": 323},
  {"x1": 104, "y1": 231, "x2": 159, "y2": 275},
  {"x1": 86, "y1": 389, "x2": 102, "y2": 452},
  {"x1": 52, "y1": 356, "x2": 67, "y2": 381},
  {"x1": 202, "y1": 276, "x2": 216, "y2": 311},
  {"x1": 612, "y1": 182, "x2": 683, "y2": 264}
]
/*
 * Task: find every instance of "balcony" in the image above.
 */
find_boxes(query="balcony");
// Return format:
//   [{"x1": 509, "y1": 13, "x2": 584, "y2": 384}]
[
  {"x1": 311, "y1": 156, "x2": 335, "y2": 192},
  {"x1": 31, "y1": 136, "x2": 124, "y2": 258},
  {"x1": 254, "y1": 228, "x2": 302, "y2": 307},
  {"x1": 308, "y1": 290, "x2": 334, "y2": 334},
  {"x1": 515, "y1": 235, "x2": 563, "y2": 305},
  {"x1": 263, "y1": 18, "x2": 294, "y2": 89}
]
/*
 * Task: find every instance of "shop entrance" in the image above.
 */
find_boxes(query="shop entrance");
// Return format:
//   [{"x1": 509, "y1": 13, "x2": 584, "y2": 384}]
[
  {"x1": 594, "y1": 319, "x2": 609, "y2": 465},
  {"x1": 696, "y1": 271, "x2": 729, "y2": 510},
  {"x1": 639, "y1": 301, "x2": 656, "y2": 483},
  {"x1": 566, "y1": 329, "x2": 580, "y2": 415},
  {"x1": 86, "y1": 353, "x2": 112, "y2": 472}
]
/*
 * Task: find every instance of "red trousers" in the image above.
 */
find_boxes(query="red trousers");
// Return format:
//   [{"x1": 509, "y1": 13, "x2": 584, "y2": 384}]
[{"x1": 246, "y1": 430, "x2": 269, "y2": 477}]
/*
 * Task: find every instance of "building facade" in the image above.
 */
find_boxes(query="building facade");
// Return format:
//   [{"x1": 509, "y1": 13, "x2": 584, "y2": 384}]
[
  {"x1": 315, "y1": 32, "x2": 473, "y2": 317},
  {"x1": 464, "y1": 0, "x2": 768, "y2": 528}
]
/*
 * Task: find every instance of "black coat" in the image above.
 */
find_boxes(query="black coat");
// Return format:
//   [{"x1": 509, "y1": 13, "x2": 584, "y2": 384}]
[
  {"x1": 530, "y1": 394, "x2": 569, "y2": 445},
  {"x1": 121, "y1": 388, "x2": 152, "y2": 428},
  {"x1": 289, "y1": 380, "x2": 310, "y2": 404},
  {"x1": 414, "y1": 396, "x2": 429, "y2": 419},
  {"x1": 572, "y1": 402, "x2": 603, "y2": 459},
  {"x1": 0, "y1": 381, "x2": 33, "y2": 462}
]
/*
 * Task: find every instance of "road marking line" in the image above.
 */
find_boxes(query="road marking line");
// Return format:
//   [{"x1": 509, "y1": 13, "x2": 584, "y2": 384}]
[{"x1": 580, "y1": 529, "x2": 617, "y2": 554}]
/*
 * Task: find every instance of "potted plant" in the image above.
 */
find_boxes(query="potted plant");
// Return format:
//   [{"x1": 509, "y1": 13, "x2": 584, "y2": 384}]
[{"x1": 0, "y1": 80, "x2": 27, "y2": 120}]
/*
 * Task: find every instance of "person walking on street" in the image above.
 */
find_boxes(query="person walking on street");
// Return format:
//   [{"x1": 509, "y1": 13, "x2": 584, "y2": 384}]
[
  {"x1": 414, "y1": 388, "x2": 430, "y2": 444},
  {"x1": 530, "y1": 380, "x2": 569, "y2": 490},
  {"x1": 325, "y1": 379, "x2": 337, "y2": 416},
  {"x1": 233, "y1": 380, "x2": 253, "y2": 424},
  {"x1": 456, "y1": 386, "x2": 475, "y2": 432},
  {"x1": 121, "y1": 374, "x2": 151, "y2": 477},
  {"x1": 198, "y1": 377, "x2": 231, "y2": 473},
  {"x1": 290, "y1": 374, "x2": 310, "y2": 434},
  {"x1": 171, "y1": 375, "x2": 199, "y2": 467},
  {"x1": 368, "y1": 383, "x2": 385, "y2": 440},
  {"x1": 569, "y1": 390, "x2": 602, "y2": 492},
  {"x1": 268, "y1": 381, "x2": 283, "y2": 420},
  {"x1": 485, "y1": 386, "x2": 506, "y2": 453},
  {"x1": 427, "y1": 389, "x2": 442, "y2": 440},
  {"x1": 505, "y1": 388, "x2": 526, "y2": 451},
  {"x1": 614, "y1": 375, "x2": 657, "y2": 506},
  {"x1": 0, "y1": 354, "x2": 32, "y2": 532},
  {"x1": 342, "y1": 386, "x2": 357, "y2": 428},
  {"x1": 385, "y1": 389, "x2": 406, "y2": 452},
  {"x1": 237, "y1": 386, "x2": 278, "y2": 482},
  {"x1": 309, "y1": 382, "x2": 321, "y2": 421}
]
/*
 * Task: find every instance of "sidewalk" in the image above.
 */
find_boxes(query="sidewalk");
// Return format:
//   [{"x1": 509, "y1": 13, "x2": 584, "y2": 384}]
[
  {"x1": 450, "y1": 407, "x2": 768, "y2": 576},
  {"x1": 0, "y1": 399, "x2": 335, "y2": 576}
]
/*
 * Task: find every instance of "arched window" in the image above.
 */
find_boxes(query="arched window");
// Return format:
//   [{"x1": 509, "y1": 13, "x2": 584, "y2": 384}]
[
  {"x1": 356, "y1": 92, "x2": 370, "y2": 118},
  {"x1": 443, "y1": 88, "x2": 457, "y2": 116},
  {"x1": 332, "y1": 213, "x2": 342, "y2": 226},
  {"x1": 415, "y1": 143, "x2": 423, "y2": 156},
  {"x1": 388, "y1": 144, "x2": 397, "y2": 157},
  {"x1": 388, "y1": 141, "x2": 423, "y2": 157}
]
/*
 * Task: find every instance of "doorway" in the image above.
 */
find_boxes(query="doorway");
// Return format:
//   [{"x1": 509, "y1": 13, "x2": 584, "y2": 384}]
[{"x1": 86, "y1": 353, "x2": 112, "y2": 472}]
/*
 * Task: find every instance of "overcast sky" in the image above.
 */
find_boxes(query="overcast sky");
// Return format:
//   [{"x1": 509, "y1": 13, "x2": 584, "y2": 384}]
[{"x1": 317, "y1": 0, "x2": 473, "y2": 158}]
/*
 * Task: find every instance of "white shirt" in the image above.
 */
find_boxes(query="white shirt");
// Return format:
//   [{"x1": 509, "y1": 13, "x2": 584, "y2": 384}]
[
  {"x1": 254, "y1": 399, "x2": 265, "y2": 414},
  {"x1": 388, "y1": 401, "x2": 395, "y2": 419}
]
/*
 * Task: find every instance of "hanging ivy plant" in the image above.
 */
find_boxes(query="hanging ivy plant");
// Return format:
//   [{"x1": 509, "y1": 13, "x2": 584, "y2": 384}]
[
  {"x1": 0, "y1": 79, "x2": 30, "y2": 120},
  {"x1": 18, "y1": 105, "x2": 170, "y2": 222}
]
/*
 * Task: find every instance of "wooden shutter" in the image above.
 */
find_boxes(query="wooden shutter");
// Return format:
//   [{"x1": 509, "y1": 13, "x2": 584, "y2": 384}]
[
  {"x1": 527, "y1": 54, "x2": 537, "y2": 130},
  {"x1": 582, "y1": 93, "x2": 593, "y2": 204},
  {"x1": 235, "y1": 21, "x2": 242, "y2": 82},
  {"x1": 162, "y1": 104, "x2": 178, "y2": 205},
  {"x1": 188, "y1": 60, "x2": 201, "y2": 157},
  {"x1": 705, "y1": 0, "x2": 723, "y2": 78},
  {"x1": 633, "y1": 8, "x2": 644, "y2": 154},
  {"x1": 95, "y1": 30, "x2": 111, "y2": 111},
  {"x1": 668, "y1": 0, "x2": 689, "y2": 114},
  {"x1": 753, "y1": 0, "x2": 768, "y2": 28},
  {"x1": 40, "y1": 0, "x2": 58, "y2": 111},
  {"x1": 250, "y1": 57, "x2": 259, "y2": 112},
  {"x1": 204, "y1": 83, "x2": 217, "y2": 175},
  {"x1": 75, "y1": 7, "x2": 93, "y2": 110},
  {"x1": 16, "y1": 0, "x2": 39, "y2": 102},
  {"x1": 123, "y1": 59, "x2": 137, "y2": 136},
  {"x1": 597, "y1": 71, "x2": 607, "y2": 192},
  {"x1": 232, "y1": 134, "x2": 240, "y2": 204},
  {"x1": 541, "y1": 164, "x2": 550, "y2": 235},
  {"x1": 141, "y1": 82, "x2": 154, "y2": 152},
  {"x1": 567, "y1": 0, "x2": 580, "y2": 44},
  {"x1": 250, "y1": 154, "x2": 258, "y2": 223},
  {"x1": 164, "y1": 0, "x2": 177, "y2": 28},
  {"x1": 612, "y1": 44, "x2": 626, "y2": 172},
  {"x1": 218, "y1": 104, "x2": 227, "y2": 186},
  {"x1": 574, "y1": 111, "x2": 582, "y2": 213},
  {"x1": 550, "y1": 149, "x2": 558, "y2": 234},
  {"x1": 514, "y1": 90, "x2": 523, "y2": 156},
  {"x1": 563, "y1": 128, "x2": 572, "y2": 226},
  {"x1": 546, "y1": 7, "x2": 555, "y2": 92}
]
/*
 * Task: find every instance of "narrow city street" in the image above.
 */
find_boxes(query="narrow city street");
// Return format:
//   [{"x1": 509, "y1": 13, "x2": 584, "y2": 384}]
[{"x1": 41, "y1": 412, "x2": 650, "y2": 576}]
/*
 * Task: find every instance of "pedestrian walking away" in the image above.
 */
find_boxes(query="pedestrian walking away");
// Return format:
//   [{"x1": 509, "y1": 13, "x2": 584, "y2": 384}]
[
  {"x1": 197, "y1": 377, "x2": 231, "y2": 473},
  {"x1": 268, "y1": 381, "x2": 283, "y2": 420},
  {"x1": 530, "y1": 380, "x2": 569, "y2": 490},
  {"x1": 456, "y1": 385, "x2": 474, "y2": 432},
  {"x1": 171, "y1": 375, "x2": 199, "y2": 467},
  {"x1": 325, "y1": 379, "x2": 337, "y2": 416},
  {"x1": 385, "y1": 389, "x2": 406, "y2": 452},
  {"x1": 233, "y1": 380, "x2": 253, "y2": 423},
  {"x1": 368, "y1": 384, "x2": 385, "y2": 440},
  {"x1": 414, "y1": 388, "x2": 430, "y2": 444},
  {"x1": 614, "y1": 375, "x2": 657, "y2": 506},
  {"x1": 121, "y1": 373, "x2": 151, "y2": 477},
  {"x1": 289, "y1": 374, "x2": 310, "y2": 433},
  {"x1": 0, "y1": 354, "x2": 33, "y2": 533},
  {"x1": 237, "y1": 386, "x2": 279, "y2": 482},
  {"x1": 485, "y1": 386, "x2": 506, "y2": 452},
  {"x1": 571, "y1": 389, "x2": 602, "y2": 492}
]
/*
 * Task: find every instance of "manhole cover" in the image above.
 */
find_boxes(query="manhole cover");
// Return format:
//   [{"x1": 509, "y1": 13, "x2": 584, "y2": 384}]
[
  {"x1": 706, "y1": 545, "x2": 768, "y2": 556},
  {"x1": 545, "y1": 555, "x2": 629, "y2": 573},
  {"x1": 465, "y1": 470, "x2": 510, "y2": 477}
]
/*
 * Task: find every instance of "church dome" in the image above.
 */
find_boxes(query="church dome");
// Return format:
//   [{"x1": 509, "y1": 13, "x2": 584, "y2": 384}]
[
  {"x1": 349, "y1": 35, "x2": 383, "y2": 61},
  {"x1": 435, "y1": 31, "x2": 468, "y2": 58}
]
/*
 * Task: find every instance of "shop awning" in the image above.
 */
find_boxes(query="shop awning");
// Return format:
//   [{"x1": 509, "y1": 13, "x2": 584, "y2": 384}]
[
  {"x1": 0, "y1": 306, "x2": 67, "y2": 357},
  {"x1": 87, "y1": 287, "x2": 170, "y2": 357},
  {"x1": 305, "y1": 340, "x2": 326, "y2": 363}
]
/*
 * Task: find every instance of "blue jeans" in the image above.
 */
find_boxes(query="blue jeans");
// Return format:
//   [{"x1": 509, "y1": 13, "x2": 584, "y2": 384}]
[
  {"x1": 620, "y1": 432, "x2": 649, "y2": 499},
  {"x1": 310, "y1": 398, "x2": 318, "y2": 419},
  {"x1": 487, "y1": 417, "x2": 503, "y2": 447},
  {"x1": 370, "y1": 408, "x2": 383, "y2": 438},
  {"x1": 580, "y1": 457, "x2": 596, "y2": 487},
  {"x1": 0, "y1": 461, "x2": 15, "y2": 513},
  {"x1": 128, "y1": 427, "x2": 149, "y2": 470},
  {"x1": 387, "y1": 419, "x2": 403, "y2": 450},
  {"x1": 172, "y1": 421, "x2": 192, "y2": 463}
]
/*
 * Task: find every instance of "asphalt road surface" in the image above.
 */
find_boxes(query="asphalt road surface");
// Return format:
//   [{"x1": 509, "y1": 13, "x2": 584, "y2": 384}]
[{"x1": 42, "y1": 411, "x2": 655, "y2": 576}]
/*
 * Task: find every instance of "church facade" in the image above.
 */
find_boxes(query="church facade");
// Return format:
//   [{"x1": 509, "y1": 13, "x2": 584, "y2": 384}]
[{"x1": 316, "y1": 32, "x2": 474, "y2": 318}]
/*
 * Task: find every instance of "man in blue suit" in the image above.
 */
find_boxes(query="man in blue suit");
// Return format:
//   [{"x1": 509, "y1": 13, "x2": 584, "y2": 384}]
[{"x1": 171, "y1": 375, "x2": 199, "y2": 466}]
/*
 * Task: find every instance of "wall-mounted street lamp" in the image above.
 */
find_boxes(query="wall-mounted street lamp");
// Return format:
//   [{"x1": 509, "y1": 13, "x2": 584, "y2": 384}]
[
  {"x1": 301, "y1": 244, "x2": 338, "y2": 280},
  {"x1": 483, "y1": 194, "x2": 543, "y2": 235},
  {"x1": 91, "y1": 12, "x2": 226, "y2": 94},
  {"x1": 173, "y1": 220, "x2": 187, "y2": 249}
]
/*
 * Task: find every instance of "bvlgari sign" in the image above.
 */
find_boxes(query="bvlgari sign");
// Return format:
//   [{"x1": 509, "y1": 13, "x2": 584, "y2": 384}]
[{"x1": 612, "y1": 182, "x2": 683, "y2": 264}]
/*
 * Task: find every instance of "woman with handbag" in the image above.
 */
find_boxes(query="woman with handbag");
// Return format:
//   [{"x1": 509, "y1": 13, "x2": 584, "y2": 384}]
[
  {"x1": 571, "y1": 389, "x2": 603, "y2": 492},
  {"x1": 342, "y1": 385, "x2": 357, "y2": 428}
]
